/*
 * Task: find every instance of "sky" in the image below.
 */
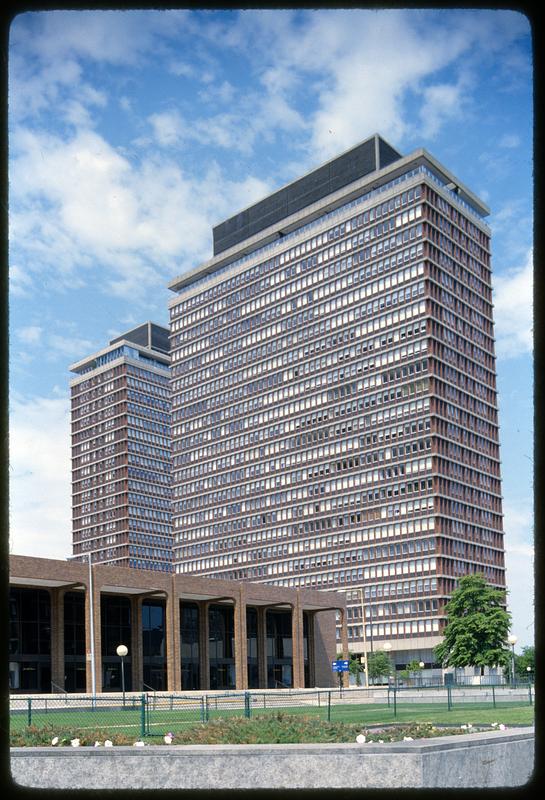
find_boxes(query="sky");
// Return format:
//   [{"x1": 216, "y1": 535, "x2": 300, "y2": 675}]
[{"x1": 8, "y1": 8, "x2": 534, "y2": 650}]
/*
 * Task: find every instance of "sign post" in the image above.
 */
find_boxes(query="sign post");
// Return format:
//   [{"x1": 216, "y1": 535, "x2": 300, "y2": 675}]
[{"x1": 332, "y1": 659, "x2": 350, "y2": 695}]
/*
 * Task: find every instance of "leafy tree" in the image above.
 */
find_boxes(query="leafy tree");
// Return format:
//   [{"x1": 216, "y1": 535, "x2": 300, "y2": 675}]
[
  {"x1": 435, "y1": 574, "x2": 511, "y2": 673},
  {"x1": 348, "y1": 652, "x2": 365, "y2": 685},
  {"x1": 367, "y1": 651, "x2": 392, "y2": 683},
  {"x1": 515, "y1": 646, "x2": 535, "y2": 678},
  {"x1": 400, "y1": 660, "x2": 424, "y2": 684}
]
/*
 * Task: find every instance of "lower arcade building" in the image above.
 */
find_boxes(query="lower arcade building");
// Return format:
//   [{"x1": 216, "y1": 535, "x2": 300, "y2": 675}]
[{"x1": 9, "y1": 555, "x2": 346, "y2": 693}]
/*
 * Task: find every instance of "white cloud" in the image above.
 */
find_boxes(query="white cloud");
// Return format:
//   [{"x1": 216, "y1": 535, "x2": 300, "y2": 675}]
[
  {"x1": 8, "y1": 52, "x2": 83, "y2": 123},
  {"x1": 10, "y1": 124, "x2": 272, "y2": 301},
  {"x1": 18, "y1": 326, "x2": 43, "y2": 344},
  {"x1": 197, "y1": 9, "x2": 530, "y2": 163},
  {"x1": 492, "y1": 250, "x2": 533, "y2": 359},
  {"x1": 9, "y1": 264, "x2": 34, "y2": 297},
  {"x1": 148, "y1": 110, "x2": 187, "y2": 147},
  {"x1": 168, "y1": 60, "x2": 195, "y2": 78},
  {"x1": 47, "y1": 334, "x2": 95, "y2": 360},
  {"x1": 12, "y1": 9, "x2": 188, "y2": 67},
  {"x1": 418, "y1": 80, "x2": 468, "y2": 139},
  {"x1": 499, "y1": 134, "x2": 521, "y2": 149},
  {"x1": 198, "y1": 80, "x2": 236, "y2": 105},
  {"x1": 9, "y1": 394, "x2": 72, "y2": 559}
]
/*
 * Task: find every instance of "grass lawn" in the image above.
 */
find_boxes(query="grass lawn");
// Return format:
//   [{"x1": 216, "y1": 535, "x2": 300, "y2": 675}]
[{"x1": 10, "y1": 700, "x2": 534, "y2": 741}]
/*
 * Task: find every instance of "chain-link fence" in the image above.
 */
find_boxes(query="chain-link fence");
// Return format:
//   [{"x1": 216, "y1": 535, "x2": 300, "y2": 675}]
[{"x1": 10, "y1": 683, "x2": 534, "y2": 741}]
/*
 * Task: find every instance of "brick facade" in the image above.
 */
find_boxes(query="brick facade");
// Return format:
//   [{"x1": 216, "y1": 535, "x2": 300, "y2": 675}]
[{"x1": 9, "y1": 555, "x2": 347, "y2": 692}]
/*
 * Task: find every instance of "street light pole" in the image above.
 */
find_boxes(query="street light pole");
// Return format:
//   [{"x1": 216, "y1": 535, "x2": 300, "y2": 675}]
[
  {"x1": 117, "y1": 644, "x2": 128, "y2": 706},
  {"x1": 383, "y1": 642, "x2": 393, "y2": 686},
  {"x1": 507, "y1": 634, "x2": 517, "y2": 687},
  {"x1": 419, "y1": 661, "x2": 425, "y2": 688},
  {"x1": 87, "y1": 552, "x2": 96, "y2": 698},
  {"x1": 359, "y1": 587, "x2": 369, "y2": 688}
]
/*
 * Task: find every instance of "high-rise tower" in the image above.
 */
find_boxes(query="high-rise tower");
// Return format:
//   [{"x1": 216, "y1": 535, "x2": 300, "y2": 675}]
[
  {"x1": 167, "y1": 135, "x2": 505, "y2": 667},
  {"x1": 70, "y1": 322, "x2": 172, "y2": 572}
]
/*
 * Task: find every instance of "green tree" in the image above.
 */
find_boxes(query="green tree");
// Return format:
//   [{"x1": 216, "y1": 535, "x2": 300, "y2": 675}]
[
  {"x1": 400, "y1": 660, "x2": 423, "y2": 684},
  {"x1": 348, "y1": 652, "x2": 365, "y2": 685},
  {"x1": 435, "y1": 574, "x2": 511, "y2": 673},
  {"x1": 515, "y1": 646, "x2": 535, "y2": 679},
  {"x1": 367, "y1": 651, "x2": 392, "y2": 684}
]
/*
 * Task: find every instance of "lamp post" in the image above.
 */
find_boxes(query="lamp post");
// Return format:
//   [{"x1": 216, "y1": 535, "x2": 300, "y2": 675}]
[
  {"x1": 116, "y1": 644, "x2": 128, "y2": 706},
  {"x1": 419, "y1": 661, "x2": 425, "y2": 687},
  {"x1": 358, "y1": 587, "x2": 369, "y2": 688},
  {"x1": 507, "y1": 634, "x2": 517, "y2": 687},
  {"x1": 87, "y1": 552, "x2": 96, "y2": 699},
  {"x1": 383, "y1": 642, "x2": 393, "y2": 686}
]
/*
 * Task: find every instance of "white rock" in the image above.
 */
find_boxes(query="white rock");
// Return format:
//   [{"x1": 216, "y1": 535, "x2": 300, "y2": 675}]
[
  {"x1": 104, "y1": 740, "x2": 114, "y2": 747},
  {"x1": 70, "y1": 738, "x2": 80, "y2": 747},
  {"x1": 403, "y1": 736, "x2": 413, "y2": 741},
  {"x1": 355, "y1": 734, "x2": 366, "y2": 744},
  {"x1": 94, "y1": 741, "x2": 101, "y2": 747},
  {"x1": 133, "y1": 741, "x2": 145, "y2": 747},
  {"x1": 51, "y1": 737, "x2": 59, "y2": 746},
  {"x1": 499, "y1": 724, "x2": 506, "y2": 731}
]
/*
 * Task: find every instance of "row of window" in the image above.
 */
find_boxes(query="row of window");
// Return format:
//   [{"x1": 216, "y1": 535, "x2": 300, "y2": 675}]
[
  {"x1": 172, "y1": 227, "x2": 424, "y2": 359},
  {"x1": 171, "y1": 180, "x2": 426, "y2": 318},
  {"x1": 175, "y1": 515, "x2": 435, "y2": 553},
  {"x1": 177, "y1": 315, "x2": 427, "y2": 400},
  {"x1": 176, "y1": 491, "x2": 436, "y2": 529},
  {"x1": 346, "y1": 617, "x2": 440, "y2": 639},
  {"x1": 181, "y1": 534, "x2": 436, "y2": 567},
  {"x1": 176, "y1": 448, "x2": 433, "y2": 509},
  {"x1": 172, "y1": 300, "x2": 428, "y2": 428},
  {"x1": 174, "y1": 217, "x2": 423, "y2": 347},
  {"x1": 173, "y1": 380, "x2": 431, "y2": 472}
]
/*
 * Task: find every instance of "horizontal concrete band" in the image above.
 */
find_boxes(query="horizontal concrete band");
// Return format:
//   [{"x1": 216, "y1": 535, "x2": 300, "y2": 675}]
[{"x1": 11, "y1": 728, "x2": 534, "y2": 789}]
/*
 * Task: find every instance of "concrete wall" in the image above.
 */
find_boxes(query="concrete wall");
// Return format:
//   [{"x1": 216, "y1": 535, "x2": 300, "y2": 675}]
[{"x1": 10, "y1": 728, "x2": 534, "y2": 790}]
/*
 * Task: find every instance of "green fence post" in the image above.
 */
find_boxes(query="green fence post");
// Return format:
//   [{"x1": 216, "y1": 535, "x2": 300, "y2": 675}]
[
  {"x1": 244, "y1": 692, "x2": 251, "y2": 719},
  {"x1": 447, "y1": 685, "x2": 452, "y2": 711},
  {"x1": 529, "y1": 683, "x2": 533, "y2": 706},
  {"x1": 327, "y1": 691, "x2": 331, "y2": 722},
  {"x1": 205, "y1": 695, "x2": 209, "y2": 722},
  {"x1": 140, "y1": 694, "x2": 146, "y2": 737},
  {"x1": 200, "y1": 696, "x2": 205, "y2": 723},
  {"x1": 27, "y1": 698, "x2": 32, "y2": 727},
  {"x1": 393, "y1": 686, "x2": 397, "y2": 718},
  {"x1": 492, "y1": 685, "x2": 496, "y2": 709}
]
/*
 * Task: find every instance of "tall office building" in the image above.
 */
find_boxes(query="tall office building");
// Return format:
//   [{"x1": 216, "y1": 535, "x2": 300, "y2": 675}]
[
  {"x1": 167, "y1": 135, "x2": 505, "y2": 667},
  {"x1": 70, "y1": 323, "x2": 173, "y2": 572}
]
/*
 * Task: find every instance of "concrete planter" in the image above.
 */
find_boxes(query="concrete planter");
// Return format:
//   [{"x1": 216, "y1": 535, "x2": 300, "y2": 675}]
[{"x1": 11, "y1": 728, "x2": 534, "y2": 789}]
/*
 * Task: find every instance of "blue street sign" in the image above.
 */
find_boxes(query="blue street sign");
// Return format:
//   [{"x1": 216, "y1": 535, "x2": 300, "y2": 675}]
[{"x1": 332, "y1": 659, "x2": 350, "y2": 672}]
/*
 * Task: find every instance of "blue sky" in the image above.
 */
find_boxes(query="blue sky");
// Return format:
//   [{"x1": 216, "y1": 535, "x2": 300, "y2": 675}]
[{"x1": 8, "y1": 9, "x2": 534, "y2": 650}]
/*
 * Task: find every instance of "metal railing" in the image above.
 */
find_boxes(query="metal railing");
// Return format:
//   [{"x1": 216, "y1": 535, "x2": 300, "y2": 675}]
[{"x1": 10, "y1": 683, "x2": 534, "y2": 742}]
